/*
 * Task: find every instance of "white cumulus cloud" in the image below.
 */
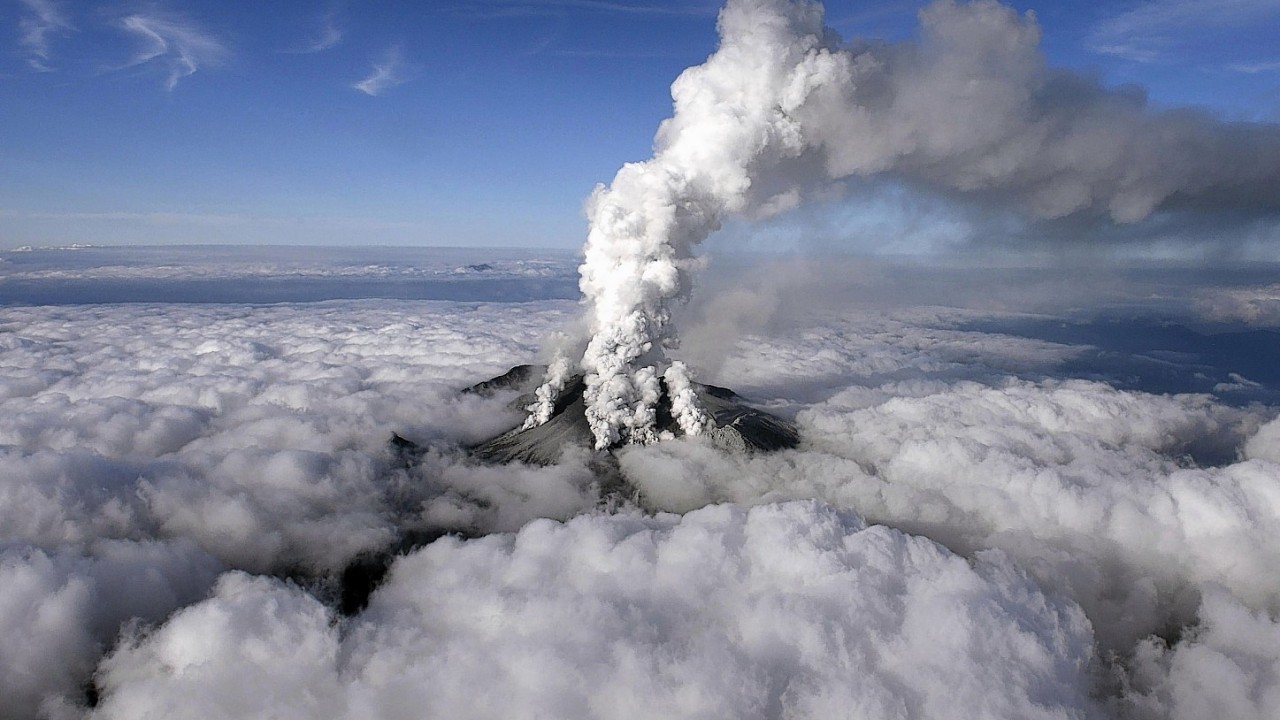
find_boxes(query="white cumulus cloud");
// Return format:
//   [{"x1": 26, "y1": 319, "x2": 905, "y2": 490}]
[
  {"x1": 90, "y1": 502, "x2": 1102, "y2": 720},
  {"x1": 1, "y1": 247, "x2": 1278, "y2": 718}
]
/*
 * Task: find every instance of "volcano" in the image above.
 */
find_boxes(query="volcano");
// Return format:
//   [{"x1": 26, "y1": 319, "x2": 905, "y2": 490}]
[{"x1": 466, "y1": 365, "x2": 800, "y2": 465}]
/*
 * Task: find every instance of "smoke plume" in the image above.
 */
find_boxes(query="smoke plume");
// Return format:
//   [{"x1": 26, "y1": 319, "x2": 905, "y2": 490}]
[{"x1": 541, "y1": 0, "x2": 1280, "y2": 449}]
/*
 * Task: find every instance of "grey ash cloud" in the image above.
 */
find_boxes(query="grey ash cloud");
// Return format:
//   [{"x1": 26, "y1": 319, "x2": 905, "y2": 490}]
[{"x1": 795, "y1": 0, "x2": 1280, "y2": 229}]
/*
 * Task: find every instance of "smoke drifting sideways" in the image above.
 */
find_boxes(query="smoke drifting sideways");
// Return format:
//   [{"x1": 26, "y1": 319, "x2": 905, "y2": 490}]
[{"x1": 548, "y1": 0, "x2": 1280, "y2": 451}]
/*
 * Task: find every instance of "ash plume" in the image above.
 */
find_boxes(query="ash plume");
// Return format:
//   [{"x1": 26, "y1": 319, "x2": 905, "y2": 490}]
[{"x1": 535, "y1": 0, "x2": 1280, "y2": 450}]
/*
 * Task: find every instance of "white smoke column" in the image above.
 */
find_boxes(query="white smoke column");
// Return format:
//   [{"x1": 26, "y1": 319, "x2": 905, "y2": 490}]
[
  {"x1": 522, "y1": 349, "x2": 575, "y2": 430},
  {"x1": 664, "y1": 360, "x2": 711, "y2": 436},
  {"x1": 563, "y1": 0, "x2": 850, "y2": 448}
]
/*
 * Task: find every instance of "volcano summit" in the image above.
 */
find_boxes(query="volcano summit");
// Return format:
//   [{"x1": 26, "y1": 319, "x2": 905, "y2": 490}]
[{"x1": 467, "y1": 365, "x2": 800, "y2": 466}]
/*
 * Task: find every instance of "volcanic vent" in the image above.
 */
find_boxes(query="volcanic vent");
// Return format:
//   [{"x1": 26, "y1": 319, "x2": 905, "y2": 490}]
[{"x1": 467, "y1": 365, "x2": 799, "y2": 465}]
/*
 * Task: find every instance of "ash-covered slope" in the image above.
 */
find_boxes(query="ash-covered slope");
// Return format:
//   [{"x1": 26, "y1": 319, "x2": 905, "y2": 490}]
[{"x1": 467, "y1": 365, "x2": 799, "y2": 465}]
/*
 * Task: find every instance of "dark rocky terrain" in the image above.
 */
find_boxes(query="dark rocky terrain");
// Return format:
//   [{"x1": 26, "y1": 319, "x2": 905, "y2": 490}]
[{"x1": 466, "y1": 364, "x2": 801, "y2": 465}]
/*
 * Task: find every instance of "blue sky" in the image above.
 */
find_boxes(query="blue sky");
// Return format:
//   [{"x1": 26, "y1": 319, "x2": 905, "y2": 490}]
[{"x1": 2, "y1": 0, "x2": 1279, "y2": 249}]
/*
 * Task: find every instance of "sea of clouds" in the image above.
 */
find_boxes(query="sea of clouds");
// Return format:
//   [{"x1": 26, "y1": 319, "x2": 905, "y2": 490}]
[{"x1": 2, "y1": 246, "x2": 1279, "y2": 719}]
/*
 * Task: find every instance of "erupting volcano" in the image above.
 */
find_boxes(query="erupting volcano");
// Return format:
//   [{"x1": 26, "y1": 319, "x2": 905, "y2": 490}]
[
  {"x1": 505, "y1": 0, "x2": 849, "y2": 454},
  {"x1": 468, "y1": 364, "x2": 800, "y2": 465},
  {"x1": 477, "y1": 0, "x2": 1280, "y2": 460}
]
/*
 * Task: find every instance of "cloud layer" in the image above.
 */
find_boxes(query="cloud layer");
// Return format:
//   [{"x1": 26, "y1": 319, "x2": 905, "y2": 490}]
[
  {"x1": 0, "y1": 289, "x2": 597, "y2": 716},
  {"x1": 2, "y1": 253, "x2": 1280, "y2": 717},
  {"x1": 90, "y1": 502, "x2": 1102, "y2": 720}
]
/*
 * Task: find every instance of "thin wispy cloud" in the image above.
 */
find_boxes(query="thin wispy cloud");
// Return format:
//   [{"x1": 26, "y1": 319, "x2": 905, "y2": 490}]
[
  {"x1": 549, "y1": 47, "x2": 694, "y2": 59},
  {"x1": 1088, "y1": 0, "x2": 1280, "y2": 63},
  {"x1": 352, "y1": 45, "x2": 411, "y2": 96},
  {"x1": 534, "y1": 0, "x2": 715, "y2": 14},
  {"x1": 116, "y1": 11, "x2": 228, "y2": 90},
  {"x1": 17, "y1": 0, "x2": 73, "y2": 72},
  {"x1": 1230, "y1": 59, "x2": 1280, "y2": 73},
  {"x1": 454, "y1": 0, "x2": 717, "y2": 19},
  {"x1": 824, "y1": 1, "x2": 918, "y2": 30},
  {"x1": 283, "y1": 9, "x2": 344, "y2": 54}
]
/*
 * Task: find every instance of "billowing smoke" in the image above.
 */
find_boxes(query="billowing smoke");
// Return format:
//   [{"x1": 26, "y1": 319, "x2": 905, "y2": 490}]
[
  {"x1": 540, "y1": 0, "x2": 1280, "y2": 449},
  {"x1": 569, "y1": 0, "x2": 841, "y2": 448}
]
